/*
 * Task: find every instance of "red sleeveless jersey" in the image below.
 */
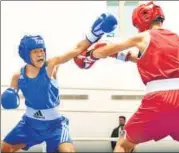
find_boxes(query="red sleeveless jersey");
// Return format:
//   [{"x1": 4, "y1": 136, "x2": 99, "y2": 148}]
[{"x1": 137, "y1": 29, "x2": 179, "y2": 85}]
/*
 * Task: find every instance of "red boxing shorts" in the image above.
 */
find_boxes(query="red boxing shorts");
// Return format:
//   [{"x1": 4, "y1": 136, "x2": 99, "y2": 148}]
[{"x1": 124, "y1": 79, "x2": 179, "y2": 144}]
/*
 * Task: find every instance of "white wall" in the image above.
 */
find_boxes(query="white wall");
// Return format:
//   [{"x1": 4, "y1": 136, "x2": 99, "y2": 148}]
[{"x1": 159, "y1": 1, "x2": 179, "y2": 34}]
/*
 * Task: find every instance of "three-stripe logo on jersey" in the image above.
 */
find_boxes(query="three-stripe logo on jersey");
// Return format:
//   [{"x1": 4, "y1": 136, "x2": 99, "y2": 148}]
[{"x1": 33, "y1": 110, "x2": 45, "y2": 119}]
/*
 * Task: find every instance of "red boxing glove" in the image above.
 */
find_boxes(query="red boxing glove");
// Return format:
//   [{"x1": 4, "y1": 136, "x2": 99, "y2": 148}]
[
  {"x1": 74, "y1": 42, "x2": 107, "y2": 69},
  {"x1": 73, "y1": 49, "x2": 95, "y2": 69}
]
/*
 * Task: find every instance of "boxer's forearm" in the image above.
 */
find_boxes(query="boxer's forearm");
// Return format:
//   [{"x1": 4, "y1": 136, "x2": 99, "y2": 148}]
[{"x1": 48, "y1": 40, "x2": 91, "y2": 66}]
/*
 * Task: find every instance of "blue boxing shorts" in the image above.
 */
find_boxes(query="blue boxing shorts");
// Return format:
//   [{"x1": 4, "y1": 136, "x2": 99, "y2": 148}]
[{"x1": 3, "y1": 114, "x2": 72, "y2": 152}]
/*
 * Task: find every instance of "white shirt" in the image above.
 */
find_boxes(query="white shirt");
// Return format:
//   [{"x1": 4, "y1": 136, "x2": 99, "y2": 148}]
[{"x1": 118, "y1": 126, "x2": 125, "y2": 137}]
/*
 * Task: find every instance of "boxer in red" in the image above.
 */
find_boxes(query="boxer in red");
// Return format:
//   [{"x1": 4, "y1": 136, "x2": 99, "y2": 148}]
[{"x1": 75, "y1": 1, "x2": 179, "y2": 152}]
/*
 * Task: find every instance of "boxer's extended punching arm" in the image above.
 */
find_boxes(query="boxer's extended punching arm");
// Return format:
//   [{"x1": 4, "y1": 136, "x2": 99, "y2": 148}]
[
  {"x1": 91, "y1": 32, "x2": 147, "y2": 59},
  {"x1": 48, "y1": 39, "x2": 91, "y2": 66},
  {"x1": 1, "y1": 73, "x2": 20, "y2": 109}
]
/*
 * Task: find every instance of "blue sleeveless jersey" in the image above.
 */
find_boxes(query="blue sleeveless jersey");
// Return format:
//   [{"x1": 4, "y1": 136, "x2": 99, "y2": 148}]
[{"x1": 18, "y1": 65, "x2": 60, "y2": 109}]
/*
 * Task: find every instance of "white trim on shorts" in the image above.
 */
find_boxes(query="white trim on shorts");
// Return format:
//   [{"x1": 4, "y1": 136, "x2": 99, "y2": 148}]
[
  {"x1": 60, "y1": 124, "x2": 69, "y2": 143},
  {"x1": 25, "y1": 106, "x2": 61, "y2": 120},
  {"x1": 146, "y1": 78, "x2": 179, "y2": 93}
]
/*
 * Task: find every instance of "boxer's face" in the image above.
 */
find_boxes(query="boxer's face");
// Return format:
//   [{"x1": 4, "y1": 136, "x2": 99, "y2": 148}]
[{"x1": 30, "y1": 48, "x2": 45, "y2": 68}]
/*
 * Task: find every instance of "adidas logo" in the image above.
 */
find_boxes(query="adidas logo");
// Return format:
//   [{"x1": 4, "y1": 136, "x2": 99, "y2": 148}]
[{"x1": 33, "y1": 110, "x2": 45, "y2": 119}]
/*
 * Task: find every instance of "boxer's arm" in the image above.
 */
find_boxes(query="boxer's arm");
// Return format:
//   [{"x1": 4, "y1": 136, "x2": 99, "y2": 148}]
[
  {"x1": 46, "y1": 40, "x2": 91, "y2": 78},
  {"x1": 48, "y1": 39, "x2": 91, "y2": 66},
  {"x1": 92, "y1": 32, "x2": 148, "y2": 58},
  {"x1": 10, "y1": 72, "x2": 20, "y2": 90}
]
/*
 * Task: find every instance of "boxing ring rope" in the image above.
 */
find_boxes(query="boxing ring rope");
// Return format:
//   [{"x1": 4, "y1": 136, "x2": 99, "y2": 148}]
[
  {"x1": 1, "y1": 137, "x2": 119, "y2": 142},
  {"x1": 71, "y1": 137, "x2": 119, "y2": 141},
  {"x1": 1, "y1": 108, "x2": 134, "y2": 114},
  {"x1": 1, "y1": 85, "x2": 145, "y2": 92}
]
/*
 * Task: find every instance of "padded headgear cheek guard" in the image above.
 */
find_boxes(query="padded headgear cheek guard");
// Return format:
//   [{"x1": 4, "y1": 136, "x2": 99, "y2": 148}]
[{"x1": 18, "y1": 35, "x2": 46, "y2": 65}]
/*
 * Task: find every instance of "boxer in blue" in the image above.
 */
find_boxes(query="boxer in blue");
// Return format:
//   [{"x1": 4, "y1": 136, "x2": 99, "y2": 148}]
[{"x1": 1, "y1": 13, "x2": 117, "y2": 152}]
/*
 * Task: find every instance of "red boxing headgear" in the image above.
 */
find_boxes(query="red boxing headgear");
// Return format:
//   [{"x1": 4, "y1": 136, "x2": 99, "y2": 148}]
[{"x1": 132, "y1": 1, "x2": 165, "y2": 32}]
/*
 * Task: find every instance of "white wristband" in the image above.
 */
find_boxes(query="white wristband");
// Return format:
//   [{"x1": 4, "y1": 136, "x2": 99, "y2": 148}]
[
  {"x1": 86, "y1": 31, "x2": 100, "y2": 43},
  {"x1": 116, "y1": 52, "x2": 126, "y2": 61}
]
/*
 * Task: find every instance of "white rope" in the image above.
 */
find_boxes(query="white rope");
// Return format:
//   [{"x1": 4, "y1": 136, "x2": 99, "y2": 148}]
[
  {"x1": 1, "y1": 108, "x2": 133, "y2": 113},
  {"x1": 1, "y1": 137, "x2": 119, "y2": 142},
  {"x1": 1, "y1": 85, "x2": 145, "y2": 92},
  {"x1": 72, "y1": 137, "x2": 119, "y2": 141}
]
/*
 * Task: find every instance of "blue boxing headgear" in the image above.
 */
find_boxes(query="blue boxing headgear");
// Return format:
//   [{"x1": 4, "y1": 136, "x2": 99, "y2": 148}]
[{"x1": 18, "y1": 35, "x2": 46, "y2": 65}]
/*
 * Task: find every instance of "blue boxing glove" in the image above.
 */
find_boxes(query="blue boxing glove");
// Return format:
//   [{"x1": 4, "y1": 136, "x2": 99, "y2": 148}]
[
  {"x1": 86, "y1": 13, "x2": 118, "y2": 43},
  {"x1": 1, "y1": 88, "x2": 20, "y2": 109}
]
